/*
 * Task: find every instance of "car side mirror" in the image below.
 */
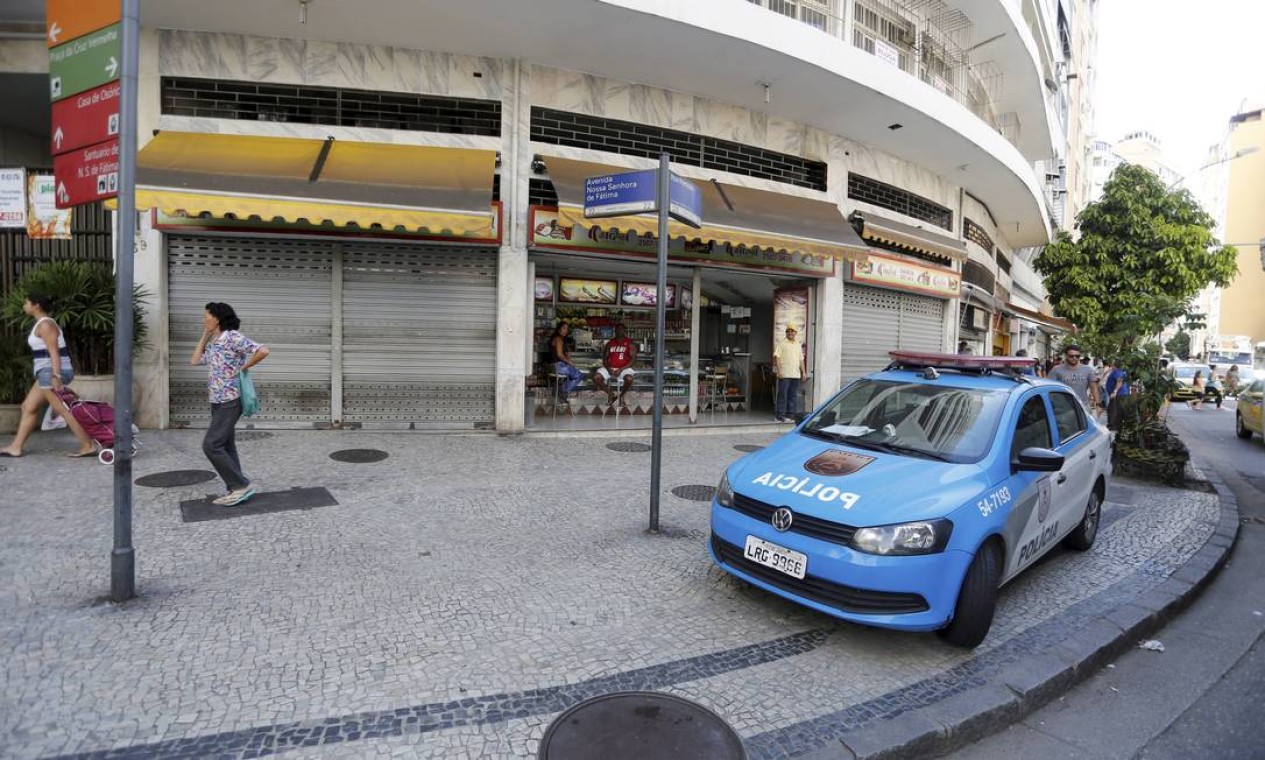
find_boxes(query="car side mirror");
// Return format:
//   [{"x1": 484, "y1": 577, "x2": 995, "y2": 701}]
[{"x1": 1013, "y1": 447, "x2": 1064, "y2": 472}]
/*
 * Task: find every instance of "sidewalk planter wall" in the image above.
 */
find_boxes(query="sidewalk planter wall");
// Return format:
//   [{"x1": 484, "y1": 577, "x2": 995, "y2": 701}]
[
  {"x1": 1112, "y1": 422, "x2": 1190, "y2": 485},
  {"x1": 0, "y1": 405, "x2": 19, "y2": 435}
]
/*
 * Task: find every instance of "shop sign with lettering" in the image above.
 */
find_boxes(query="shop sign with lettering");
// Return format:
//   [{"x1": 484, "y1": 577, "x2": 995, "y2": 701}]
[
  {"x1": 850, "y1": 251, "x2": 960, "y2": 298},
  {"x1": 530, "y1": 208, "x2": 835, "y2": 278}
]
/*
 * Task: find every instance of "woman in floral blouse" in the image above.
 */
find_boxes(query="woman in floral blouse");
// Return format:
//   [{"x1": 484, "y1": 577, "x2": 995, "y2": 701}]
[{"x1": 191, "y1": 302, "x2": 270, "y2": 506}]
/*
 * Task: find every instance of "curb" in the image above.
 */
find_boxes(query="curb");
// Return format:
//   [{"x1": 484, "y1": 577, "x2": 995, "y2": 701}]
[{"x1": 811, "y1": 462, "x2": 1240, "y2": 760}]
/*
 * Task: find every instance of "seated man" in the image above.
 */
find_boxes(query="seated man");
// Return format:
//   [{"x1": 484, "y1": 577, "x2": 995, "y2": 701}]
[{"x1": 594, "y1": 323, "x2": 637, "y2": 408}]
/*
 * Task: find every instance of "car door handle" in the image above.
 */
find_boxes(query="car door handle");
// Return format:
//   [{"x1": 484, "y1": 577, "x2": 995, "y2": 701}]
[
  {"x1": 1057, "y1": 473, "x2": 1067, "y2": 484},
  {"x1": 1089, "y1": 451, "x2": 1097, "y2": 460}
]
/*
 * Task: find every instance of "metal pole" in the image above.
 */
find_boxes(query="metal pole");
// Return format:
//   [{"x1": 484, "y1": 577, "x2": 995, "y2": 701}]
[
  {"x1": 111, "y1": 0, "x2": 140, "y2": 603},
  {"x1": 649, "y1": 153, "x2": 670, "y2": 533}
]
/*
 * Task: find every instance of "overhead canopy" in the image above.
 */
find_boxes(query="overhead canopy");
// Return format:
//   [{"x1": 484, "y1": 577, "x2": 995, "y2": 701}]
[
  {"x1": 544, "y1": 156, "x2": 868, "y2": 262},
  {"x1": 125, "y1": 131, "x2": 498, "y2": 237},
  {"x1": 854, "y1": 211, "x2": 967, "y2": 262},
  {"x1": 1008, "y1": 302, "x2": 1075, "y2": 333}
]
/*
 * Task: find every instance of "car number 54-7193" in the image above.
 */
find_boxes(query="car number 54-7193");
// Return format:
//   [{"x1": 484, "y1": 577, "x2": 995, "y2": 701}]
[{"x1": 744, "y1": 535, "x2": 807, "y2": 580}]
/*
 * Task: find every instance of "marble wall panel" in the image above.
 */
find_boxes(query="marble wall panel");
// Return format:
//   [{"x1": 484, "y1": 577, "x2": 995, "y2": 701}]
[
  {"x1": 243, "y1": 36, "x2": 281, "y2": 82},
  {"x1": 274, "y1": 38, "x2": 307, "y2": 85},
  {"x1": 419, "y1": 50, "x2": 451, "y2": 95},
  {"x1": 668, "y1": 90, "x2": 695, "y2": 132},
  {"x1": 303, "y1": 40, "x2": 341, "y2": 87},
  {"x1": 629, "y1": 85, "x2": 672, "y2": 129},
  {"x1": 160, "y1": 30, "x2": 226, "y2": 78},
  {"x1": 446, "y1": 54, "x2": 504, "y2": 100}
]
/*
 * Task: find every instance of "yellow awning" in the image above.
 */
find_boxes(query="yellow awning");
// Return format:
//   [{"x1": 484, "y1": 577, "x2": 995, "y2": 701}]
[
  {"x1": 117, "y1": 132, "x2": 498, "y2": 237},
  {"x1": 545, "y1": 157, "x2": 868, "y2": 262},
  {"x1": 856, "y1": 212, "x2": 967, "y2": 262}
]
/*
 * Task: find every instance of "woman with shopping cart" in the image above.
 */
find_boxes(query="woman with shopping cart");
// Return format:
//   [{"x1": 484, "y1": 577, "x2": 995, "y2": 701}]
[{"x1": 0, "y1": 293, "x2": 98, "y2": 458}]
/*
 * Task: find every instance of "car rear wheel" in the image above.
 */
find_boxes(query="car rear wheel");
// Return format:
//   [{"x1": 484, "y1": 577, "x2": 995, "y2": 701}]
[
  {"x1": 1062, "y1": 488, "x2": 1100, "y2": 551},
  {"x1": 937, "y1": 541, "x2": 1001, "y2": 648},
  {"x1": 1236, "y1": 414, "x2": 1254, "y2": 440}
]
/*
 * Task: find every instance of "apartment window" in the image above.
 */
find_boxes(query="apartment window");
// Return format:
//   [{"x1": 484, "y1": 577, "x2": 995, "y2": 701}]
[{"x1": 848, "y1": 173, "x2": 953, "y2": 231}]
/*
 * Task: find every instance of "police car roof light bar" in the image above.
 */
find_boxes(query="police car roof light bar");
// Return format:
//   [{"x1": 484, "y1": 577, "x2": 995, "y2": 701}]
[{"x1": 886, "y1": 351, "x2": 1039, "y2": 377}]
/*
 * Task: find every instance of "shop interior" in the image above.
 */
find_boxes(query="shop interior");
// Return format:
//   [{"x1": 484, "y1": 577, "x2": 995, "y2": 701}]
[{"x1": 529, "y1": 253, "x2": 816, "y2": 430}]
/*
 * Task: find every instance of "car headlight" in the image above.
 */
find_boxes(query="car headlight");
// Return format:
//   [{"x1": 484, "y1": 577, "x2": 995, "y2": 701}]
[
  {"x1": 716, "y1": 473, "x2": 735, "y2": 507},
  {"x1": 850, "y1": 519, "x2": 953, "y2": 556}
]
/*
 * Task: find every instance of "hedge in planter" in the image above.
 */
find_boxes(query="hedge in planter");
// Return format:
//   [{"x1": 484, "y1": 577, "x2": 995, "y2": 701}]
[{"x1": 2, "y1": 260, "x2": 149, "y2": 376}]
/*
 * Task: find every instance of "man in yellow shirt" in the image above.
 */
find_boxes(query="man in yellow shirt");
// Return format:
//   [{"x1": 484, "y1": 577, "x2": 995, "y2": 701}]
[{"x1": 773, "y1": 325, "x2": 807, "y2": 423}]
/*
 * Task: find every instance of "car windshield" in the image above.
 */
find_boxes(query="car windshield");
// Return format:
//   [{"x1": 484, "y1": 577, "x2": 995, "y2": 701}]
[
  {"x1": 801, "y1": 379, "x2": 1010, "y2": 463},
  {"x1": 1173, "y1": 365, "x2": 1210, "y2": 380}
]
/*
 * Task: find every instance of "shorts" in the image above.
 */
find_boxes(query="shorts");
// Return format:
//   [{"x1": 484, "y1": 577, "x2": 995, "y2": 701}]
[
  {"x1": 35, "y1": 366, "x2": 74, "y2": 389},
  {"x1": 596, "y1": 366, "x2": 636, "y2": 382}
]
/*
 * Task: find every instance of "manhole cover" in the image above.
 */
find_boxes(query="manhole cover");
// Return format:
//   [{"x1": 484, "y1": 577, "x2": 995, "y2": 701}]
[
  {"x1": 671, "y1": 484, "x2": 717, "y2": 502},
  {"x1": 734, "y1": 444, "x2": 765, "y2": 453},
  {"x1": 329, "y1": 448, "x2": 390, "y2": 463},
  {"x1": 235, "y1": 431, "x2": 274, "y2": 441},
  {"x1": 135, "y1": 470, "x2": 218, "y2": 488},
  {"x1": 606, "y1": 442, "x2": 652, "y2": 453},
  {"x1": 540, "y1": 691, "x2": 744, "y2": 760}
]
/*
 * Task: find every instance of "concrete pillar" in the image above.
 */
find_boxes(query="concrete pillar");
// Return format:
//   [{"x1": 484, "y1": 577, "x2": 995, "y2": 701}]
[
  {"x1": 814, "y1": 269, "x2": 843, "y2": 406},
  {"x1": 493, "y1": 59, "x2": 529, "y2": 433}
]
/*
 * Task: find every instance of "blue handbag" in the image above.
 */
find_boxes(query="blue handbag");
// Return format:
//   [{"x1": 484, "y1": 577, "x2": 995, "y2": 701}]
[{"x1": 239, "y1": 369, "x2": 260, "y2": 417}]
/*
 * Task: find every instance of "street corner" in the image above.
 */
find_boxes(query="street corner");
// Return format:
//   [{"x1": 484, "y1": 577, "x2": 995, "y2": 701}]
[{"x1": 0, "y1": 426, "x2": 1234, "y2": 760}]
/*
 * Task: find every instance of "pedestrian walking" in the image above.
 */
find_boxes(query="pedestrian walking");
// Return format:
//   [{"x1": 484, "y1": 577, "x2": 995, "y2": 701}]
[
  {"x1": 191, "y1": 302, "x2": 269, "y2": 506},
  {"x1": 1104, "y1": 359, "x2": 1133, "y2": 431},
  {"x1": 773, "y1": 325, "x2": 807, "y2": 422},
  {"x1": 1048, "y1": 344, "x2": 1101, "y2": 411},
  {"x1": 0, "y1": 293, "x2": 98, "y2": 458}
]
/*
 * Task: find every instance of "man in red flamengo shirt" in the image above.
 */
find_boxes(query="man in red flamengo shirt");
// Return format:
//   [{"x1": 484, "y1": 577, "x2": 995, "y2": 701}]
[{"x1": 594, "y1": 323, "x2": 638, "y2": 408}]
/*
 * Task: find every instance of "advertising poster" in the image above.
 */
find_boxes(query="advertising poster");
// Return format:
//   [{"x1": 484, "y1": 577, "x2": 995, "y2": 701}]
[
  {"x1": 27, "y1": 174, "x2": 73, "y2": 240},
  {"x1": 773, "y1": 287, "x2": 811, "y2": 359},
  {"x1": 620, "y1": 282, "x2": 677, "y2": 308},
  {"x1": 534, "y1": 276, "x2": 555, "y2": 302},
  {"x1": 0, "y1": 168, "x2": 26, "y2": 228},
  {"x1": 558, "y1": 278, "x2": 618, "y2": 304},
  {"x1": 681, "y1": 288, "x2": 693, "y2": 312}
]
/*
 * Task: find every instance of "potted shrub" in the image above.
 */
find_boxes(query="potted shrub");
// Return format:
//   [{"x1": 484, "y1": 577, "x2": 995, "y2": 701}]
[
  {"x1": 0, "y1": 334, "x2": 31, "y2": 433},
  {"x1": 1111, "y1": 346, "x2": 1188, "y2": 485},
  {"x1": 1, "y1": 261, "x2": 149, "y2": 406}
]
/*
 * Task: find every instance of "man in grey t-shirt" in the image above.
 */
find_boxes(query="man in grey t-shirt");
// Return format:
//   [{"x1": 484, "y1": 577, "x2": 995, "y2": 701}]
[{"x1": 1049, "y1": 344, "x2": 1101, "y2": 409}]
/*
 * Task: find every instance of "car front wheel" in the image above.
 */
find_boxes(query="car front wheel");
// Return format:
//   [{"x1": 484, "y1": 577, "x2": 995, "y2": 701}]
[
  {"x1": 1063, "y1": 488, "x2": 1101, "y2": 551},
  {"x1": 937, "y1": 541, "x2": 1001, "y2": 648},
  {"x1": 1237, "y1": 414, "x2": 1254, "y2": 440}
]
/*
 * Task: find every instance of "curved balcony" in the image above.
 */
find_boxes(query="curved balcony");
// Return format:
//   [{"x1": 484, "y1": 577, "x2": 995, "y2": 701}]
[{"x1": 145, "y1": 0, "x2": 1054, "y2": 246}]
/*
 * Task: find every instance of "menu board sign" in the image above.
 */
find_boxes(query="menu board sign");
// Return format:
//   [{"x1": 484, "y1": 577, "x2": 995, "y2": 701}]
[
  {"x1": 851, "y1": 251, "x2": 959, "y2": 298},
  {"x1": 26, "y1": 173, "x2": 73, "y2": 239},
  {"x1": 681, "y1": 288, "x2": 693, "y2": 311},
  {"x1": 0, "y1": 168, "x2": 26, "y2": 227},
  {"x1": 620, "y1": 282, "x2": 677, "y2": 308},
  {"x1": 534, "y1": 276, "x2": 555, "y2": 302},
  {"x1": 558, "y1": 278, "x2": 618, "y2": 304}
]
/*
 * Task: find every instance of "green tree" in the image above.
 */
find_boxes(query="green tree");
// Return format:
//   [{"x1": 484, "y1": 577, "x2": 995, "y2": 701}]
[
  {"x1": 1035, "y1": 163, "x2": 1237, "y2": 353},
  {"x1": 1165, "y1": 331, "x2": 1191, "y2": 360}
]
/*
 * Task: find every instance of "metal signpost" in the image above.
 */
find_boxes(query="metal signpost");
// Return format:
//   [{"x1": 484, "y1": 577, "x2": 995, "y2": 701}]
[
  {"x1": 47, "y1": 0, "x2": 137, "y2": 602},
  {"x1": 584, "y1": 156, "x2": 702, "y2": 533}
]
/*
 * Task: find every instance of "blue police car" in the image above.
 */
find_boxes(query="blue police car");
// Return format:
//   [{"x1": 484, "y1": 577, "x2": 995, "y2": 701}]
[{"x1": 709, "y1": 351, "x2": 1112, "y2": 647}]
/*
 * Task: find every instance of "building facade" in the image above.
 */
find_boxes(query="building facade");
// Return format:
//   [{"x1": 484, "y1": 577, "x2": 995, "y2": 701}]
[
  {"x1": 1214, "y1": 105, "x2": 1265, "y2": 348},
  {"x1": 2, "y1": 0, "x2": 1076, "y2": 432}
]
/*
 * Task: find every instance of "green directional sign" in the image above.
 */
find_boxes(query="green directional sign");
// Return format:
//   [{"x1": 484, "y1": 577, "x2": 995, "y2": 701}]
[{"x1": 48, "y1": 23, "x2": 120, "y2": 102}]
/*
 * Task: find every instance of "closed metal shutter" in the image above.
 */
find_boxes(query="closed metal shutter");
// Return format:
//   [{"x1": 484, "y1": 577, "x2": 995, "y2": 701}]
[
  {"x1": 340, "y1": 244, "x2": 496, "y2": 427},
  {"x1": 168, "y1": 236, "x2": 334, "y2": 427},
  {"x1": 840, "y1": 284, "x2": 946, "y2": 382}
]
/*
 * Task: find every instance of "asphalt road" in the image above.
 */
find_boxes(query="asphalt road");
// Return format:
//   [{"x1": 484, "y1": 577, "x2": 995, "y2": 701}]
[{"x1": 949, "y1": 400, "x2": 1265, "y2": 760}]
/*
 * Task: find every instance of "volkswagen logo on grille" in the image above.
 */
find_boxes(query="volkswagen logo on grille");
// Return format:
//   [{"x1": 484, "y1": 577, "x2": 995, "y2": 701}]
[{"x1": 771, "y1": 507, "x2": 794, "y2": 532}]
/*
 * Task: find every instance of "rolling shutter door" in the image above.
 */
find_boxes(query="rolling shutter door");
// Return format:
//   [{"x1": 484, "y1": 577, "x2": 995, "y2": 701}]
[
  {"x1": 840, "y1": 285, "x2": 946, "y2": 381},
  {"x1": 340, "y1": 244, "x2": 496, "y2": 427},
  {"x1": 897, "y1": 291, "x2": 946, "y2": 354},
  {"x1": 841, "y1": 285, "x2": 901, "y2": 381},
  {"x1": 168, "y1": 236, "x2": 334, "y2": 427}
]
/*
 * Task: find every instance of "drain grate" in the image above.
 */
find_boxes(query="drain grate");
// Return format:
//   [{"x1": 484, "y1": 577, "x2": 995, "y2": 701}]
[
  {"x1": 734, "y1": 444, "x2": 765, "y2": 453},
  {"x1": 329, "y1": 448, "x2": 389, "y2": 463},
  {"x1": 606, "y1": 442, "x2": 652, "y2": 453},
  {"x1": 135, "y1": 470, "x2": 218, "y2": 488},
  {"x1": 235, "y1": 430, "x2": 274, "y2": 441},
  {"x1": 540, "y1": 691, "x2": 743, "y2": 760},
  {"x1": 672, "y1": 484, "x2": 717, "y2": 502}
]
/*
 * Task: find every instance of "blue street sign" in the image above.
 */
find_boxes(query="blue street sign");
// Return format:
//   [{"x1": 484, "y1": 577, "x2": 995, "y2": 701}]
[{"x1": 584, "y1": 169, "x2": 702, "y2": 228}]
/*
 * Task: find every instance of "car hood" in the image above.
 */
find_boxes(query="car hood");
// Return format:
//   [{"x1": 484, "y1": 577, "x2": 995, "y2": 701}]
[{"x1": 728, "y1": 433, "x2": 988, "y2": 526}]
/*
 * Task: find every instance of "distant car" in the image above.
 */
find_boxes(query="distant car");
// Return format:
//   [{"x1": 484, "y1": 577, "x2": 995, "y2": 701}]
[
  {"x1": 1169, "y1": 363, "x2": 1220, "y2": 405},
  {"x1": 709, "y1": 351, "x2": 1113, "y2": 648},
  {"x1": 1236, "y1": 379, "x2": 1264, "y2": 441}
]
